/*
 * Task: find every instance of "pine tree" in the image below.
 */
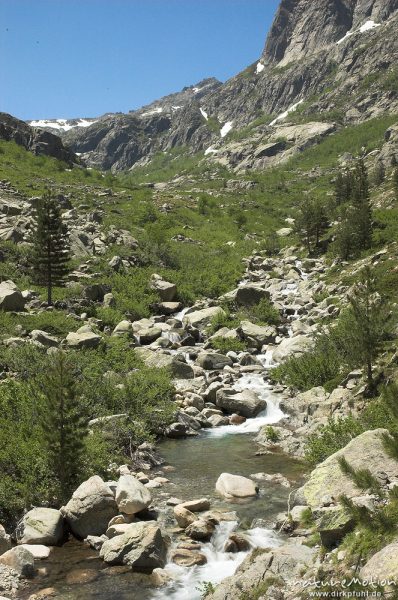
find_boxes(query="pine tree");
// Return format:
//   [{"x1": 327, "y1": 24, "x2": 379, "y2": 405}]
[
  {"x1": 347, "y1": 266, "x2": 390, "y2": 394},
  {"x1": 30, "y1": 191, "x2": 70, "y2": 305},
  {"x1": 352, "y1": 157, "x2": 373, "y2": 251},
  {"x1": 295, "y1": 197, "x2": 328, "y2": 254},
  {"x1": 38, "y1": 352, "x2": 88, "y2": 502},
  {"x1": 372, "y1": 162, "x2": 385, "y2": 186}
]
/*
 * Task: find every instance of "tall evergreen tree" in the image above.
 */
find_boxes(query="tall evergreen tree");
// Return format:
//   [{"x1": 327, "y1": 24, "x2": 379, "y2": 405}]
[
  {"x1": 38, "y1": 352, "x2": 88, "y2": 502},
  {"x1": 347, "y1": 266, "x2": 390, "y2": 395},
  {"x1": 30, "y1": 191, "x2": 70, "y2": 305},
  {"x1": 352, "y1": 157, "x2": 373, "y2": 251},
  {"x1": 295, "y1": 197, "x2": 328, "y2": 254}
]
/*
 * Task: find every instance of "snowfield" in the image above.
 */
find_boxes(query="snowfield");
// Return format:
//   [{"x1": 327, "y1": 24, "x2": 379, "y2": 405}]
[
  {"x1": 337, "y1": 19, "x2": 381, "y2": 44},
  {"x1": 269, "y1": 99, "x2": 304, "y2": 127},
  {"x1": 29, "y1": 118, "x2": 97, "y2": 132},
  {"x1": 220, "y1": 121, "x2": 233, "y2": 138}
]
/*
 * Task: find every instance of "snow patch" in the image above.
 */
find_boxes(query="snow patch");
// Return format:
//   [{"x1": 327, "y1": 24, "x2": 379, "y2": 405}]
[
  {"x1": 200, "y1": 108, "x2": 208, "y2": 121},
  {"x1": 172, "y1": 106, "x2": 182, "y2": 111},
  {"x1": 269, "y1": 100, "x2": 304, "y2": 127},
  {"x1": 337, "y1": 19, "x2": 381, "y2": 44},
  {"x1": 29, "y1": 118, "x2": 97, "y2": 132},
  {"x1": 359, "y1": 19, "x2": 381, "y2": 33},
  {"x1": 141, "y1": 107, "x2": 163, "y2": 117},
  {"x1": 204, "y1": 146, "x2": 218, "y2": 156},
  {"x1": 220, "y1": 121, "x2": 233, "y2": 138},
  {"x1": 256, "y1": 62, "x2": 265, "y2": 74}
]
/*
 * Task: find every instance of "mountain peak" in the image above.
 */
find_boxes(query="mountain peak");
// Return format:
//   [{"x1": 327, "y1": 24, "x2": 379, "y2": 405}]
[{"x1": 262, "y1": 0, "x2": 398, "y2": 66}]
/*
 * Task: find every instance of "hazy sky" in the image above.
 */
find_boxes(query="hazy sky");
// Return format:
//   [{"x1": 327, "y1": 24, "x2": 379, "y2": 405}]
[{"x1": 1, "y1": 0, "x2": 279, "y2": 120}]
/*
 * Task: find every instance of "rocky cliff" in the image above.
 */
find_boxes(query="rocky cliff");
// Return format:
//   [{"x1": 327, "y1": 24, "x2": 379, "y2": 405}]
[{"x1": 0, "y1": 112, "x2": 79, "y2": 165}]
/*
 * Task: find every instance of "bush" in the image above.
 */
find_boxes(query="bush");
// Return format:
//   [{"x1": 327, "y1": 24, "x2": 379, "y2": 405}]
[
  {"x1": 264, "y1": 425, "x2": 280, "y2": 443},
  {"x1": 209, "y1": 337, "x2": 248, "y2": 354},
  {"x1": 305, "y1": 416, "x2": 364, "y2": 466},
  {"x1": 246, "y1": 297, "x2": 281, "y2": 325}
]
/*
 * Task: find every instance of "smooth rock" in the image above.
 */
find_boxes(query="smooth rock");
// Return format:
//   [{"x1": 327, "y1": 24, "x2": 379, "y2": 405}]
[
  {"x1": 15, "y1": 508, "x2": 64, "y2": 546},
  {"x1": 216, "y1": 473, "x2": 258, "y2": 499},
  {"x1": 115, "y1": 476, "x2": 152, "y2": 515},
  {"x1": 61, "y1": 476, "x2": 118, "y2": 538}
]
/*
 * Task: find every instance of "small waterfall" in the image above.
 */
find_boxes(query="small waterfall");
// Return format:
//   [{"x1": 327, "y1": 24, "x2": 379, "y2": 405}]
[{"x1": 154, "y1": 522, "x2": 280, "y2": 600}]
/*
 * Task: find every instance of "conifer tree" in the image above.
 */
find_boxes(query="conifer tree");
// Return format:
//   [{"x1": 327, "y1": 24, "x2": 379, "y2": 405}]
[
  {"x1": 39, "y1": 352, "x2": 88, "y2": 502},
  {"x1": 347, "y1": 266, "x2": 390, "y2": 395},
  {"x1": 372, "y1": 162, "x2": 385, "y2": 186},
  {"x1": 30, "y1": 191, "x2": 70, "y2": 305},
  {"x1": 295, "y1": 197, "x2": 328, "y2": 254},
  {"x1": 352, "y1": 157, "x2": 373, "y2": 251}
]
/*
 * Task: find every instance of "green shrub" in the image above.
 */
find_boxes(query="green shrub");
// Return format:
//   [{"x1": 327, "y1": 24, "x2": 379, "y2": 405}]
[
  {"x1": 246, "y1": 297, "x2": 281, "y2": 325},
  {"x1": 209, "y1": 337, "x2": 247, "y2": 354},
  {"x1": 264, "y1": 425, "x2": 280, "y2": 443}
]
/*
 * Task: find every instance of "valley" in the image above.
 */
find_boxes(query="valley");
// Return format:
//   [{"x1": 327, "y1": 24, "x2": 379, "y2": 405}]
[{"x1": 1, "y1": 0, "x2": 398, "y2": 599}]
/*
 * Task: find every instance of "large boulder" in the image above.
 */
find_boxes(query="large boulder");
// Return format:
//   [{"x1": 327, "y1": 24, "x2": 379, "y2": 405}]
[
  {"x1": 216, "y1": 473, "x2": 258, "y2": 499},
  {"x1": 0, "y1": 525, "x2": 11, "y2": 555},
  {"x1": 216, "y1": 388, "x2": 266, "y2": 418},
  {"x1": 65, "y1": 327, "x2": 101, "y2": 349},
  {"x1": 360, "y1": 540, "x2": 398, "y2": 585},
  {"x1": 15, "y1": 508, "x2": 64, "y2": 546},
  {"x1": 99, "y1": 521, "x2": 167, "y2": 572},
  {"x1": 272, "y1": 335, "x2": 313, "y2": 363},
  {"x1": 197, "y1": 352, "x2": 233, "y2": 370},
  {"x1": 30, "y1": 330, "x2": 59, "y2": 348},
  {"x1": 239, "y1": 321, "x2": 277, "y2": 348},
  {"x1": 207, "y1": 543, "x2": 316, "y2": 600},
  {"x1": 115, "y1": 476, "x2": 152, "y2": 515},
  {"x1": 296, "y1": 429, "x2": 398, "y2": 509},
  {"x1": 134, "y1": 348, "x2": 194, "y2": 379},
  {"x1": 61, "y1": 476, "x2": 118, "y2": 538},
  {"x1": 315, "y1": 506, "x2": 355, "y2": 548},
  {"x1": 236, "y1": 285, "x2": 270, "y2": 307},
  {"x1": 0, "y1": 281, "x2": 25, "y2": 312},
  {"x1": 150, "y1": 275, "x2": 177, "y2": 302},
  {"x1": 0, "y1": 546, "x2": 35, "y2": 577},
  {"x1": 183, "y1": 307, "x2": 226, "y2": 329}
]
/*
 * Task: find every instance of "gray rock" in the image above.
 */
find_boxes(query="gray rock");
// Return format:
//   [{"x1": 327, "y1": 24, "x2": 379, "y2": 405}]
[
  {"x1": 297, "y1": 429, "x2": 398, "y2": 508},
  {"x1": 216, "y1": 388, "x2": 266, "y2": 418},
  {"x1": 272, "y1": 335, "x2": 314, "y2": 363},
  {"x1": 99, "y1": 521, "x2": 167, "y2": 571},
  {"x1": 29, "y1": 330, "x2": 59, "y2": 348},
  {"x1": 0, "y1": 281, "x2": 25, "y2": 312},
  {"x1": 61, "y1": 476, "x2": 118, "y2": 538},
  {"x1": 216, "y1": 473, "x2": 258, "y2": 499},
  {"x1": 0, "y1": 526, "x2": 11, "y2": 556},
  {"x1": 115, "y1": 476, "x2": 152, "y2": 515},
  {"x1": 197, "y1": 352, "x2": 233, "y2": 370},
  {"x1": 66, "y1": 328, "x2": 101, "y2": 349},
  {"x1": 236, "y1": 285, "x2": 270, "y2": 307},
  {"x1": 0, "y1": 546, "x2": 35, "y2": 578},
  {"x1": 15, "y1": 508, "x2": 64, "y2": 546},
  {"x1": 183, "y1": 306, "x2": 226, "y2": 329}
]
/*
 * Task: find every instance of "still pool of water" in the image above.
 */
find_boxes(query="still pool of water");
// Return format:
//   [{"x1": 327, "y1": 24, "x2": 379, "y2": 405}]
[{"x1": 159, "y1": 430, "x2": 304, "y2": 527}]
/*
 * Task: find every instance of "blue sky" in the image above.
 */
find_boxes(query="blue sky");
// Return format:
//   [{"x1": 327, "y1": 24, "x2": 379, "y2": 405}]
[{"x1": 0, "y1": 0, "x2": 279, "y2": 120}]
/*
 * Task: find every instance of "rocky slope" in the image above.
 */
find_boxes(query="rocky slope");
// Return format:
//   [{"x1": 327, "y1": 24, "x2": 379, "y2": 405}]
[{"x1": 0, "y1": 113, "x2": 79, "y2": 165}]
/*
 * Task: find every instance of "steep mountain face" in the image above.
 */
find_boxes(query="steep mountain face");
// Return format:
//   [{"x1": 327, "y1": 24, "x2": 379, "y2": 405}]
[
  {"x1": 58, "y1": 78, "x2": 220, "y2": 171},
  {"x1": 25, "y1": 0, "x2": 398, "y2": 172},
  {"x1": 0, "y1": 112, "x2": 79, "y2": 164},
  {"x1": 262, "y1": 0, "x2": 398, "y2": 66}
]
